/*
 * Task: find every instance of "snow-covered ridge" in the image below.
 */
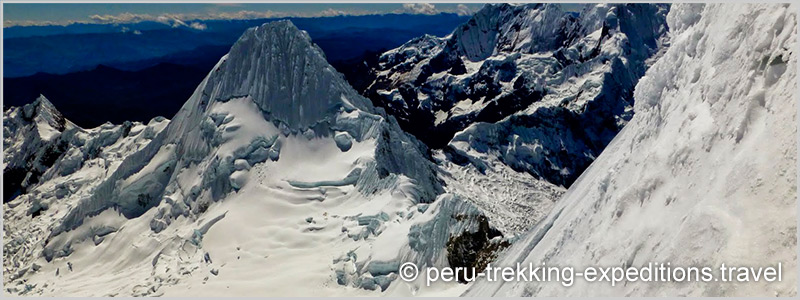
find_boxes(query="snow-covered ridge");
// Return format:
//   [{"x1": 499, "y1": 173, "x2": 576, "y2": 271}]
[
  {"x1": 4, "y1": 95, "x2": 68, "y2": 201},
  {"x1": 450, "y1": 3, "x2": 575, "y2": 61},
  {"x1": 3, "y1": 95, "x2": 168, "y2": 204},
  {"x1": 466, "y1": 3, "x2": 797, "y2": 297}
]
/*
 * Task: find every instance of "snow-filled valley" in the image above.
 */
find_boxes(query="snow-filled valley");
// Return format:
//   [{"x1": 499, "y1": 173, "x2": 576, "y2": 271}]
[{"x1": 3, "y1": 3, "x2": 797, "y2": 297}]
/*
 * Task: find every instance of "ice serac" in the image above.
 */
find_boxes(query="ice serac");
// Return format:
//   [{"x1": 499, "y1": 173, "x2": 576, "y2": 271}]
[{"x1": 466, "y1": 3, "x2": 796, "y2": 297}]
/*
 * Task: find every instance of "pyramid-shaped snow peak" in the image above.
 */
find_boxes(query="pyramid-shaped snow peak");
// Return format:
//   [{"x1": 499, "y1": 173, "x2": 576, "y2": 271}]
[
  {"x1": 44, "y1": 20, "x2": 442, "y2": 260},
  {"x1": 183, "y1": 20, "x2": 374, "y2": 130}
]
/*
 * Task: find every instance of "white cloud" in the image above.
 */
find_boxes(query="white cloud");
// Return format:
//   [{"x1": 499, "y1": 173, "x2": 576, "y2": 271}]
[
  {"x1": 4, "y1": 19, "x2": 61, "y2": 27},
  {"x1": 188, "y1": 22, "x2": 207, "y2": 30},
  {"x1": 318, "y1": 8, "x2": 347, "y2": 17},
  {"x1": 454, "y1": 4, "x2": 475, "y2": 16},
  {"x1": 85, "y1": 12, "x2": 212, "y2": 29},
  {"x1": 400, "y1": 3, "x2": 438, "y2": 15},
  {"x1": 90, "y1": 12, "x2": 150, "y2": 24}
]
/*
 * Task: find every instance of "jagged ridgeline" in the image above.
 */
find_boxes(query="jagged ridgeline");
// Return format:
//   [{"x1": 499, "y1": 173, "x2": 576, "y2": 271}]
[{"x1": 365, "y1": 3, "x2": 669, "y2": 188}]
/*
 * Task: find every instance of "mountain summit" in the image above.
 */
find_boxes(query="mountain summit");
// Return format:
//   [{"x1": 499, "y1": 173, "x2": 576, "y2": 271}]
[
  {"x1": 48, "y1": 19, "x2": 442, "y2": 239},
  {"x1": 195, "y1": 20, "x2": 374, "y2": 129}
]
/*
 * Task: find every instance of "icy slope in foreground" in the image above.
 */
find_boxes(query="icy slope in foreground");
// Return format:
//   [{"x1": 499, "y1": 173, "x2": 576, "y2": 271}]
[{"x1": 466, "y1": 3, "x2": 797, "y2": 297}]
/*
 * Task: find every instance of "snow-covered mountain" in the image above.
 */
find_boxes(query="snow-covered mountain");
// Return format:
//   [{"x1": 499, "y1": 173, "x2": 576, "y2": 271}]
[
  {"x1": 4, "y1": 95, "x2": 69, "y2": 202},
  {"x1": 3, "y1": 21, "x2": 504, "y2": 296},
  {"x1": 3, "y1": 96, "x2": 169, "y2": 204},
  {"x1": 466, "y1": 3, "x2": 796, "y2": 297},
  {"x1": 4, "y1": 96, "x2": 171, "y2": 292},
  {"x1": 366, "y1": 3, "x2": 669, "y2": 190}
]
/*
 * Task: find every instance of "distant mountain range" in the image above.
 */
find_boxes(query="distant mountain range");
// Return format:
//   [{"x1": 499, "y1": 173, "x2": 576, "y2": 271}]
[
  {"x1": 3, "y1": 13, "x2": 469, "y2": 128},
  {"x1": 4, "y1": 13, "x2": 469, "y2": 77}
]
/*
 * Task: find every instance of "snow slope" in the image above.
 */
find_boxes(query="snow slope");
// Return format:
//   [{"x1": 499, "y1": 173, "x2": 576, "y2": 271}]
[
  {"x1": 3, "y1": 20, "x2": 500, "y2": 296},
  {"x1": 466, "y1": 3, "x2": 797, "y2": 297}
]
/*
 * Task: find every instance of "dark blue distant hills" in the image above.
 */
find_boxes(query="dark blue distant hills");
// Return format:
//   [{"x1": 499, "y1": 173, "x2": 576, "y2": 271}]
[
  {"x1": 4, "y1": 13, "x2": 469, "y2": 77},
  {"x1": 3, "y1": 13, "x2": 469, "y2": 128}
]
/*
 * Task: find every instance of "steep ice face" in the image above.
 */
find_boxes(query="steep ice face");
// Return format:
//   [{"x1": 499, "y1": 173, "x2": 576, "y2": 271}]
[
  {"x1": 466, "y1": 3, "x2": 796, "y2": 297},
  {"x1": 183, "y1": 20, "x2": 374, "y2": 131},
  {"x1": 366, "y1": 3, "x2": 669, "y2": 191}
]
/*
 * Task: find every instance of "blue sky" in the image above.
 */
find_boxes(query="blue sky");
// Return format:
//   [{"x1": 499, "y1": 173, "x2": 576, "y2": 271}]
[{"x1": 3, "y1": 3, "x2": 584, "y2": 27}]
